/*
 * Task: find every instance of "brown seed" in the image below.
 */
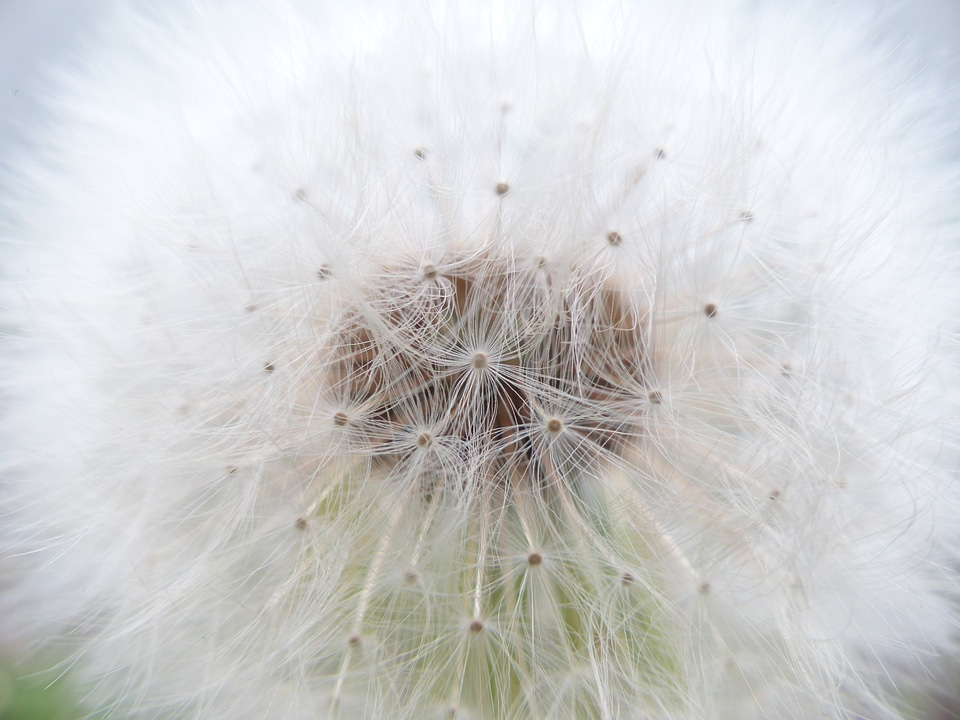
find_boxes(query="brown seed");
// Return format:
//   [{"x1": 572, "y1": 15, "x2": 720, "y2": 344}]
[
  {"x1": 294, "y1": 516, "x2": 308, "y2": 530},
  {"x1": 417, "y1": 432, "x2": 433, "y2": 448},
  {"x1": 413, "y1": 147, "x2": 427, "y2": 160},
  {"x1": 546, "y1": 417, "x2": 563, "y2": 434},
  {"x1": 703, "y1": 303, "x2": 718, "y2": 319},
  {"x1": 495, "y1": 182, "x2": 510, "y2": 196},
  {"x1": 471, "y1": 352, "x2": 489, "y2": 370},
  {"x1": 606, "y1": 230, "x2": 623, "y2": 247},
  {"x1": 526, "y1": 551, "x2": 543, "y2": 566},
  {"x1": 469, "y1": 619, "x2": 484, "y2": 633},
  {"x1": 647, "y1": 389, "x2": 662, "y2": 405},
  {"x1": 333, "y1": 411, "x2": 349, "y2": 427}
]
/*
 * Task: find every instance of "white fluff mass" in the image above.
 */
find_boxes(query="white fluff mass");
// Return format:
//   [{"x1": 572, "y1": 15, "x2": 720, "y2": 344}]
[{"x1": 2, "y1": 1, "x2": 960, "y2": 718}]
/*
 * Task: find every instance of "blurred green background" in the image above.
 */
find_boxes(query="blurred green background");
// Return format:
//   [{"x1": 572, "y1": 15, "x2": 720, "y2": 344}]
[{"x1": 0, "y1": 660, "x2": 90, "y2": 720}]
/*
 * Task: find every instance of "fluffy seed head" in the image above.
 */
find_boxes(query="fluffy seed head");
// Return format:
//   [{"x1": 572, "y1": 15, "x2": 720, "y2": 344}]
[{"x1": 2, "y1": 1, "x2": 960, "y2": 719}]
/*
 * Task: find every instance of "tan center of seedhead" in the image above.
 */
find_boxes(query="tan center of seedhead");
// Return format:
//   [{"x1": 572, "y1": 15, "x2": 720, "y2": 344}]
[{"x1": 326, "y1": 254, "x2": 648, "y2": 489}]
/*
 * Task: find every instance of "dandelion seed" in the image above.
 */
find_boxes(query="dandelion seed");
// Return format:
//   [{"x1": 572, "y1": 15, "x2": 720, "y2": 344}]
[
  {"x1": 416, "y1": 431, "x2": 433, "y2": 449},
  {"x1": 421, "y1": 262, "x2": 439, "y2": 281}
]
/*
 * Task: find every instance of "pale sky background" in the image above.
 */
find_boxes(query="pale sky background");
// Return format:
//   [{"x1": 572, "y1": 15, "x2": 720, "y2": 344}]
[{"x1": 0, "y1": 0, "x2": 115, "y2": 163}]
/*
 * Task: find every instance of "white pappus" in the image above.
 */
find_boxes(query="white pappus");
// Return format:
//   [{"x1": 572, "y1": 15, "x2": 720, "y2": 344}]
[{"x1": 1, "y1": 1, "x2": 960, "y2": 718}]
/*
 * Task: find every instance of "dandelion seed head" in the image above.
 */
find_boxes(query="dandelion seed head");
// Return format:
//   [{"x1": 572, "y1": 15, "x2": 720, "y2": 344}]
[{"x1": 1, "y1": 0, "x2": 959, "y2": 719}]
